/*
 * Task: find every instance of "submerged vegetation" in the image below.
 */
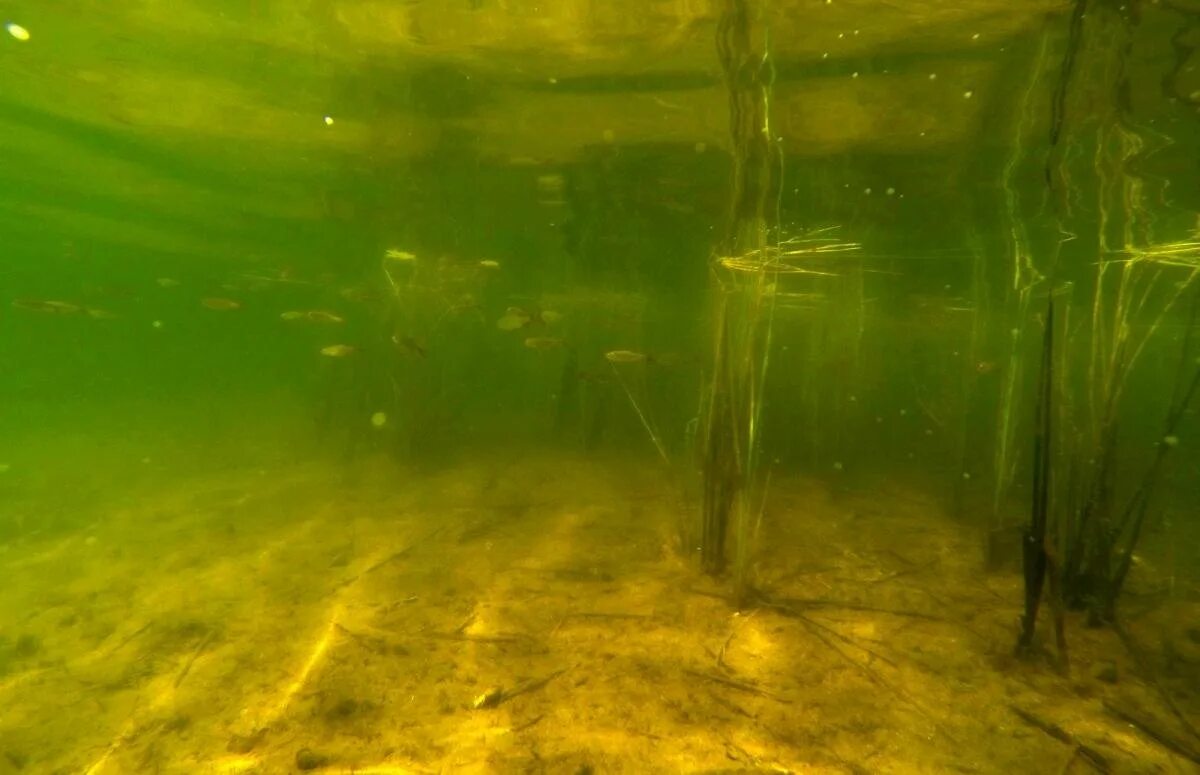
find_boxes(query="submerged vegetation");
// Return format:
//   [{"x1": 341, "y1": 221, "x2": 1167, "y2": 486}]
[{"x1": 1, "y1": 0, "x2": 1199, "y2": 771}]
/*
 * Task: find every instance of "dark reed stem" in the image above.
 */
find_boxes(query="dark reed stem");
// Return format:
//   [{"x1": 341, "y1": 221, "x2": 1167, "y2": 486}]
[{"x1": 1018, "y1": 292, "x2": 1055, "y2": 653}]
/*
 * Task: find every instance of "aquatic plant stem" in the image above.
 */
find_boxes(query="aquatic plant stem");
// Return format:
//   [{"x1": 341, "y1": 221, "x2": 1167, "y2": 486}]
[
  {"x1": 1018, "y1": 293, "x2": 1055, "y2": 656},
  {"x1": 609, "y1": 362, "x2": 670, "y2": 466}
]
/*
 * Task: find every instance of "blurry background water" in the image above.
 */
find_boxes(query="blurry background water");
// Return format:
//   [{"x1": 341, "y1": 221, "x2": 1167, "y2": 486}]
[{"x1": 2, "y1": 1, "x2": 1200, "y2": 772}]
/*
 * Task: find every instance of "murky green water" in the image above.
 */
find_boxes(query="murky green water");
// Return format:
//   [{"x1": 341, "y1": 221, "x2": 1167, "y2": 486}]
[{"x1": 2, "y1": 2, "x2": 1199, "y2": 772}]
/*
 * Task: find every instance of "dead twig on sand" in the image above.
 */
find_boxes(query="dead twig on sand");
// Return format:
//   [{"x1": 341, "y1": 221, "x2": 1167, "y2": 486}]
[
  {"x1": 1103, "y1": 699, "x2": 1200, "y2": 765},
  {"x1": 1008, "y1": 704, "x2": 1111, "y2": 772},
  {"x1": 173, "y1": 629, "x2": 216, "y2": 688},
  {"x1": 764, "y1": 593, "x2": 946, "y2": 623},
  {"x1": 682, "y1": 668, "x2": 791, "y2": 703},
  {"x1": 477, "y1": 668, "x2": 569, "y2": 709},
  {"x1": 327, "y1": 527, "x2": 446, "y2": 595},
  {"x1": 551, "y1": 611, "x2": 652, "y2": 635},
  {"x1": 1112, "y1": 622, "x2": 1200, "y2": 743},
  {"x1": 762, "y1": 597, "x2": 954, "y2": 743}
]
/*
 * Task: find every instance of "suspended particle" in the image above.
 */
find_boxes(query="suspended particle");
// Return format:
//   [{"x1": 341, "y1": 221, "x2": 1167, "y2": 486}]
[
  {"x1": 6, "y1": 22, "x2": 30, "y2": 41},
  {"x1": 323, "y1": 115, "x2": 334, "y2": 125}
]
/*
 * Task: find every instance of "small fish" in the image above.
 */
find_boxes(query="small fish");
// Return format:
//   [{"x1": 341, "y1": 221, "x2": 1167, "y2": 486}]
[
  {"x1": 6, "y1": 22, "x2": 31, "y2": 42},
  {"x1": 449, "y1": 294, "x2": 481, "y2": 314},
  {"x1": 320, "y1": 344, "x2": 357, "y2": 358},
  {"x1": 576, "y1": 369, "x2": 611, "y2": 384},
  {"x1": 384, "y1": 249, "x2": 417, "y2": 262},
  {"x1": 605, "y1": 349, "x2": 649, "y2": 364},
  {"x1": 201, "y1": 297, "x2": 241, "y2": 311},
  {"x1": 975, "y1": 360, "x2": 998, "y2": 375},
  {"x1": 339, "y1": 286, "x2": 377, "y2": 303},
  {"x1": 497, "y1": 307, "x2": 533, "y2": 331},
  {"x1": 12, "y1": 299, "x2": 82, "y2": 314},
  {"x1": 156, "y1": 278, "x2": 181, "y2": 288},
  {"x1": 497, "y1": 306, "x2": 561, "y2": 331},
  {"x1": 478, "y1": 259, "x2": 501, "y2": 269},
  {"x1": 524, "y1": 337, "x2": 564, "y2": 350},
  {"x1": 305, "y1": 310, "x2": 344, "y2": 324},
  {"x1": 280, "y1": 311, "x2": 305, "y2": 321},
  {"x1": 394, "y1": 334, "x2": 427, "y2": 358}
]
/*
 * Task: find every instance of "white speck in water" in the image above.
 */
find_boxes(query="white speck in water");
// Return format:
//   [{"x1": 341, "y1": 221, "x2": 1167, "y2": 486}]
[
  {"x1": 141, "y1": 457, "x2": 152, "y2": 464},
  {"x1": 962, "y1": 472, "x2": 971, "y2": 480},
  {"x1": 849, "y1": 395, "x2": 857, "y2": 402},
  {"x1": 925, "y1": 429, "x2": 934, "y2": 436},
  {"x1": 851, "y1": 72, "x2": 859, "y2": 79},
  {"x1": 822, "y1": 52, "x2": 829, "y2": 59},
  {"x1": 971, "y1": 32, "x2": 980, "y2": 41},
  {"x1": 899, "y1": 408, "x2": 908, "y2": 416},
  {"x1": 864, "y1": 187, "x2": 872, "y2": 195},
  {"x1": 963, "y1": 90, "x2": 974, "y2": 99},
  {"x1": 548, "y1": 77, "x2": 558, "y2": 84},
  {"x1": 371, "y1": 412, "x2": 388, "y2": 428},
  {"x1": 0, "y1": 464, "x2": 10, "y2": 474},
  {"x1": 929, "y1": 73, "x2": 938, "y2": 80},
  {"x1": 1163, "y1": 435, "x2": 1179, "y2": 448},
  {"x1": 853, "y1": 29, "x2": 860, "y2": 36},
  {"x1": 6, "y1": 22, "x2": 30, "y2": 41},
  {"x1": 837, "y1": 32, "x2": 844, "y2": 39},
  {"x1": 833, "y1": 461, "x2": 844, "y2": 471},
  {"x1": 886, "y1": 187, "x2": 896, "y2": 196},
  {"x1": 323, "y1": 115, "x2": 334, "y2": 126},
  {"x1": 152, "y1": 320, "x2": 163, "y2": 328}
]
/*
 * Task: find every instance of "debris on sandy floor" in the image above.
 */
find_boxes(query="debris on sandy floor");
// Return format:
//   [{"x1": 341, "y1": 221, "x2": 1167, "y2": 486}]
[{"x1": 0, "y1": 451, "x2": 1197, "y2": 773}]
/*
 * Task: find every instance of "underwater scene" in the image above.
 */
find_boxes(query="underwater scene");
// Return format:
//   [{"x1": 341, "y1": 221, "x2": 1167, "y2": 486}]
[{"x1": 2, "y1": 1, "x2": 1200, "y2": 773}]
